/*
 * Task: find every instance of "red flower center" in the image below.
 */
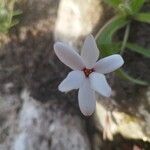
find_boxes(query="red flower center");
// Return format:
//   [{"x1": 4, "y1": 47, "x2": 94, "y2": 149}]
[{"x1": 83, "y1": 68, "x2": 94, "y2": 77}]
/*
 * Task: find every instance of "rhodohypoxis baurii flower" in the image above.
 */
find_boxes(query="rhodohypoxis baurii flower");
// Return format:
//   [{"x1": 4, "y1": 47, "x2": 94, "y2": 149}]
[{"x1": 54, "y1": 34, "x2": 124, "y2": 116}]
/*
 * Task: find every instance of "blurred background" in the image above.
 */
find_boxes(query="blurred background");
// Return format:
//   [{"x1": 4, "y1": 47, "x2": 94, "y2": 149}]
[{"x1": 0, "y1": 0, "x2": 150, "y2": 150}]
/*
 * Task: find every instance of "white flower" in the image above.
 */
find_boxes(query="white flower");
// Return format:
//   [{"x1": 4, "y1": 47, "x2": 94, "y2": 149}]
[{"x1": 54, "y1": 34, "x2": 124, "y2": 116}]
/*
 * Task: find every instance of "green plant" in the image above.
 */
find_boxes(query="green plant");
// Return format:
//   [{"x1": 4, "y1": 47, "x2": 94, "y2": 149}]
[
  {"x1": 96, "y1": 0, "x2": 150, "y2": 85},
  {"x1": 0, "y1": 0, "x2": 21, "y2": 33}
]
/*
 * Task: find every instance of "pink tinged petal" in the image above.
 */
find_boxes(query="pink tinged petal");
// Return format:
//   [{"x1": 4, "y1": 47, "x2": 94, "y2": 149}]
[
  {"x1": 78, "y1": 79, "x2": 96, "y2": 116},
  {"x1": 81, "y1": 34, "x2": 99, "y2": 68},
  {"x1": 89, "y1": 72, "x2": 111, "y2": 97},
  {"x1": 94, "y1": 54, "x2": 124, "y2": 74},
  {"x1": 54, "y1": 42, "x2": 85, "y2": 70},
  {"x1": 58, "y1": 70, "x2": 85, "y2": 92}
]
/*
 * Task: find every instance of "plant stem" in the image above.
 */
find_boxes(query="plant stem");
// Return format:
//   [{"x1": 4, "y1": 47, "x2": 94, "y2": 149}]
[{"x1": 120, "y1": 22, "x2": 130, "y2": 55}]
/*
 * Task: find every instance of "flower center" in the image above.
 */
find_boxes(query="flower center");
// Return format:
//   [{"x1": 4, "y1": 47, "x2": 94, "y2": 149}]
[{"x1": 83, "y1": 68, "x2": 94, "y2": 77}]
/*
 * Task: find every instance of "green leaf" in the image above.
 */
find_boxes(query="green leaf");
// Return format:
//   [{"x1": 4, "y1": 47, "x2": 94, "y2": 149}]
[
  {"x1": 104, "y1": 43, "x2": 121, "y2": 53},
  {"x1": 9, "y1": 19, "x2": 19, "y2": 27},
  {"x1": 96, "y1": 16, "x2": 128, "y2": 56},
  {"x1": 103, "y1": 0, "x2": 122, "y2": 9},
  {"x1": 116, "y1": 69, "x2": 148, "y2": 85},
  {"x1": 130, "y1": 0, "x2": 145, "y2": 13},
  {"x1": 12, "y1": 10, "x2": 22, "y2": 16},
  {"x1": 118, "y1": 3, "x2": 133, "y2": 16},
  {"x1": 134, "y1": 13, "x2": 150, "y2": 23},
  {"x1": 126, "y1": 43, "x2": 150, "y2": 57},
  {"x1": 0, "y1": 0, "x2": 21, "y2": 34},
  {"x1": 0, "y1": 26, "x2": 7, "y2": 33}
]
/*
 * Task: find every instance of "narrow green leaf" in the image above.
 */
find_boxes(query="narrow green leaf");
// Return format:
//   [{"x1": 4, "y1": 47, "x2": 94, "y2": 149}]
[
  {"x1": 12, "y1": 10, "x2": 22, "y2": 16},
  {"x1": 0, "y1": 26, "x2": 7, "y2": 33},
  {"x1": 134, "y1": 13, "x2": 150, "y2": 23},
  {"x1": 126, "y1": 43, "x2": 150, "y2": 57},
  {"x1": 103, "y1": 0, "x2": 122, "y2": 9},
  {"x1": 105, "y1": 43, "x2": 121, "y2": 53},
  {"x1": 118, "y1": 3, "x2": 133, "y2": 16},
  {"x1": 9, "y1": 19, "x2": 19, "y2": 27},
  {"x1": 96, "y1": 16, "x2": 128, "y2": 56},
  {"x1": 116, "y1": 69, "x2": 148, "y2": 85},
  {"x1": 130, "y1": 0, "x2": 145, "y2": 13},
  {"x1": 97, "y1": 16, "x2": 128, "y2": 44}
]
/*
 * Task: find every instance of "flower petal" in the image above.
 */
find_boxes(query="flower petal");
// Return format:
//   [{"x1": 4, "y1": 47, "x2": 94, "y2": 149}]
[
  {"x1": 89, "y1": 72, "x2": 111, "y2": 97},
  {"x1": 54, "y1": 42, "x2": 85, "y2": 70},
  {"x1": 59, "y1": 70, "x2": 85, "y2": 92},
  {"x1": 94, "y1": 54, "x2": 124, "y2": 74},
  {"x1": 78, "y1": 79, "x2": 96, "y2": 116},
  {"x1": 81, "y1": 34, "x2": 99, "y2": 68}
]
